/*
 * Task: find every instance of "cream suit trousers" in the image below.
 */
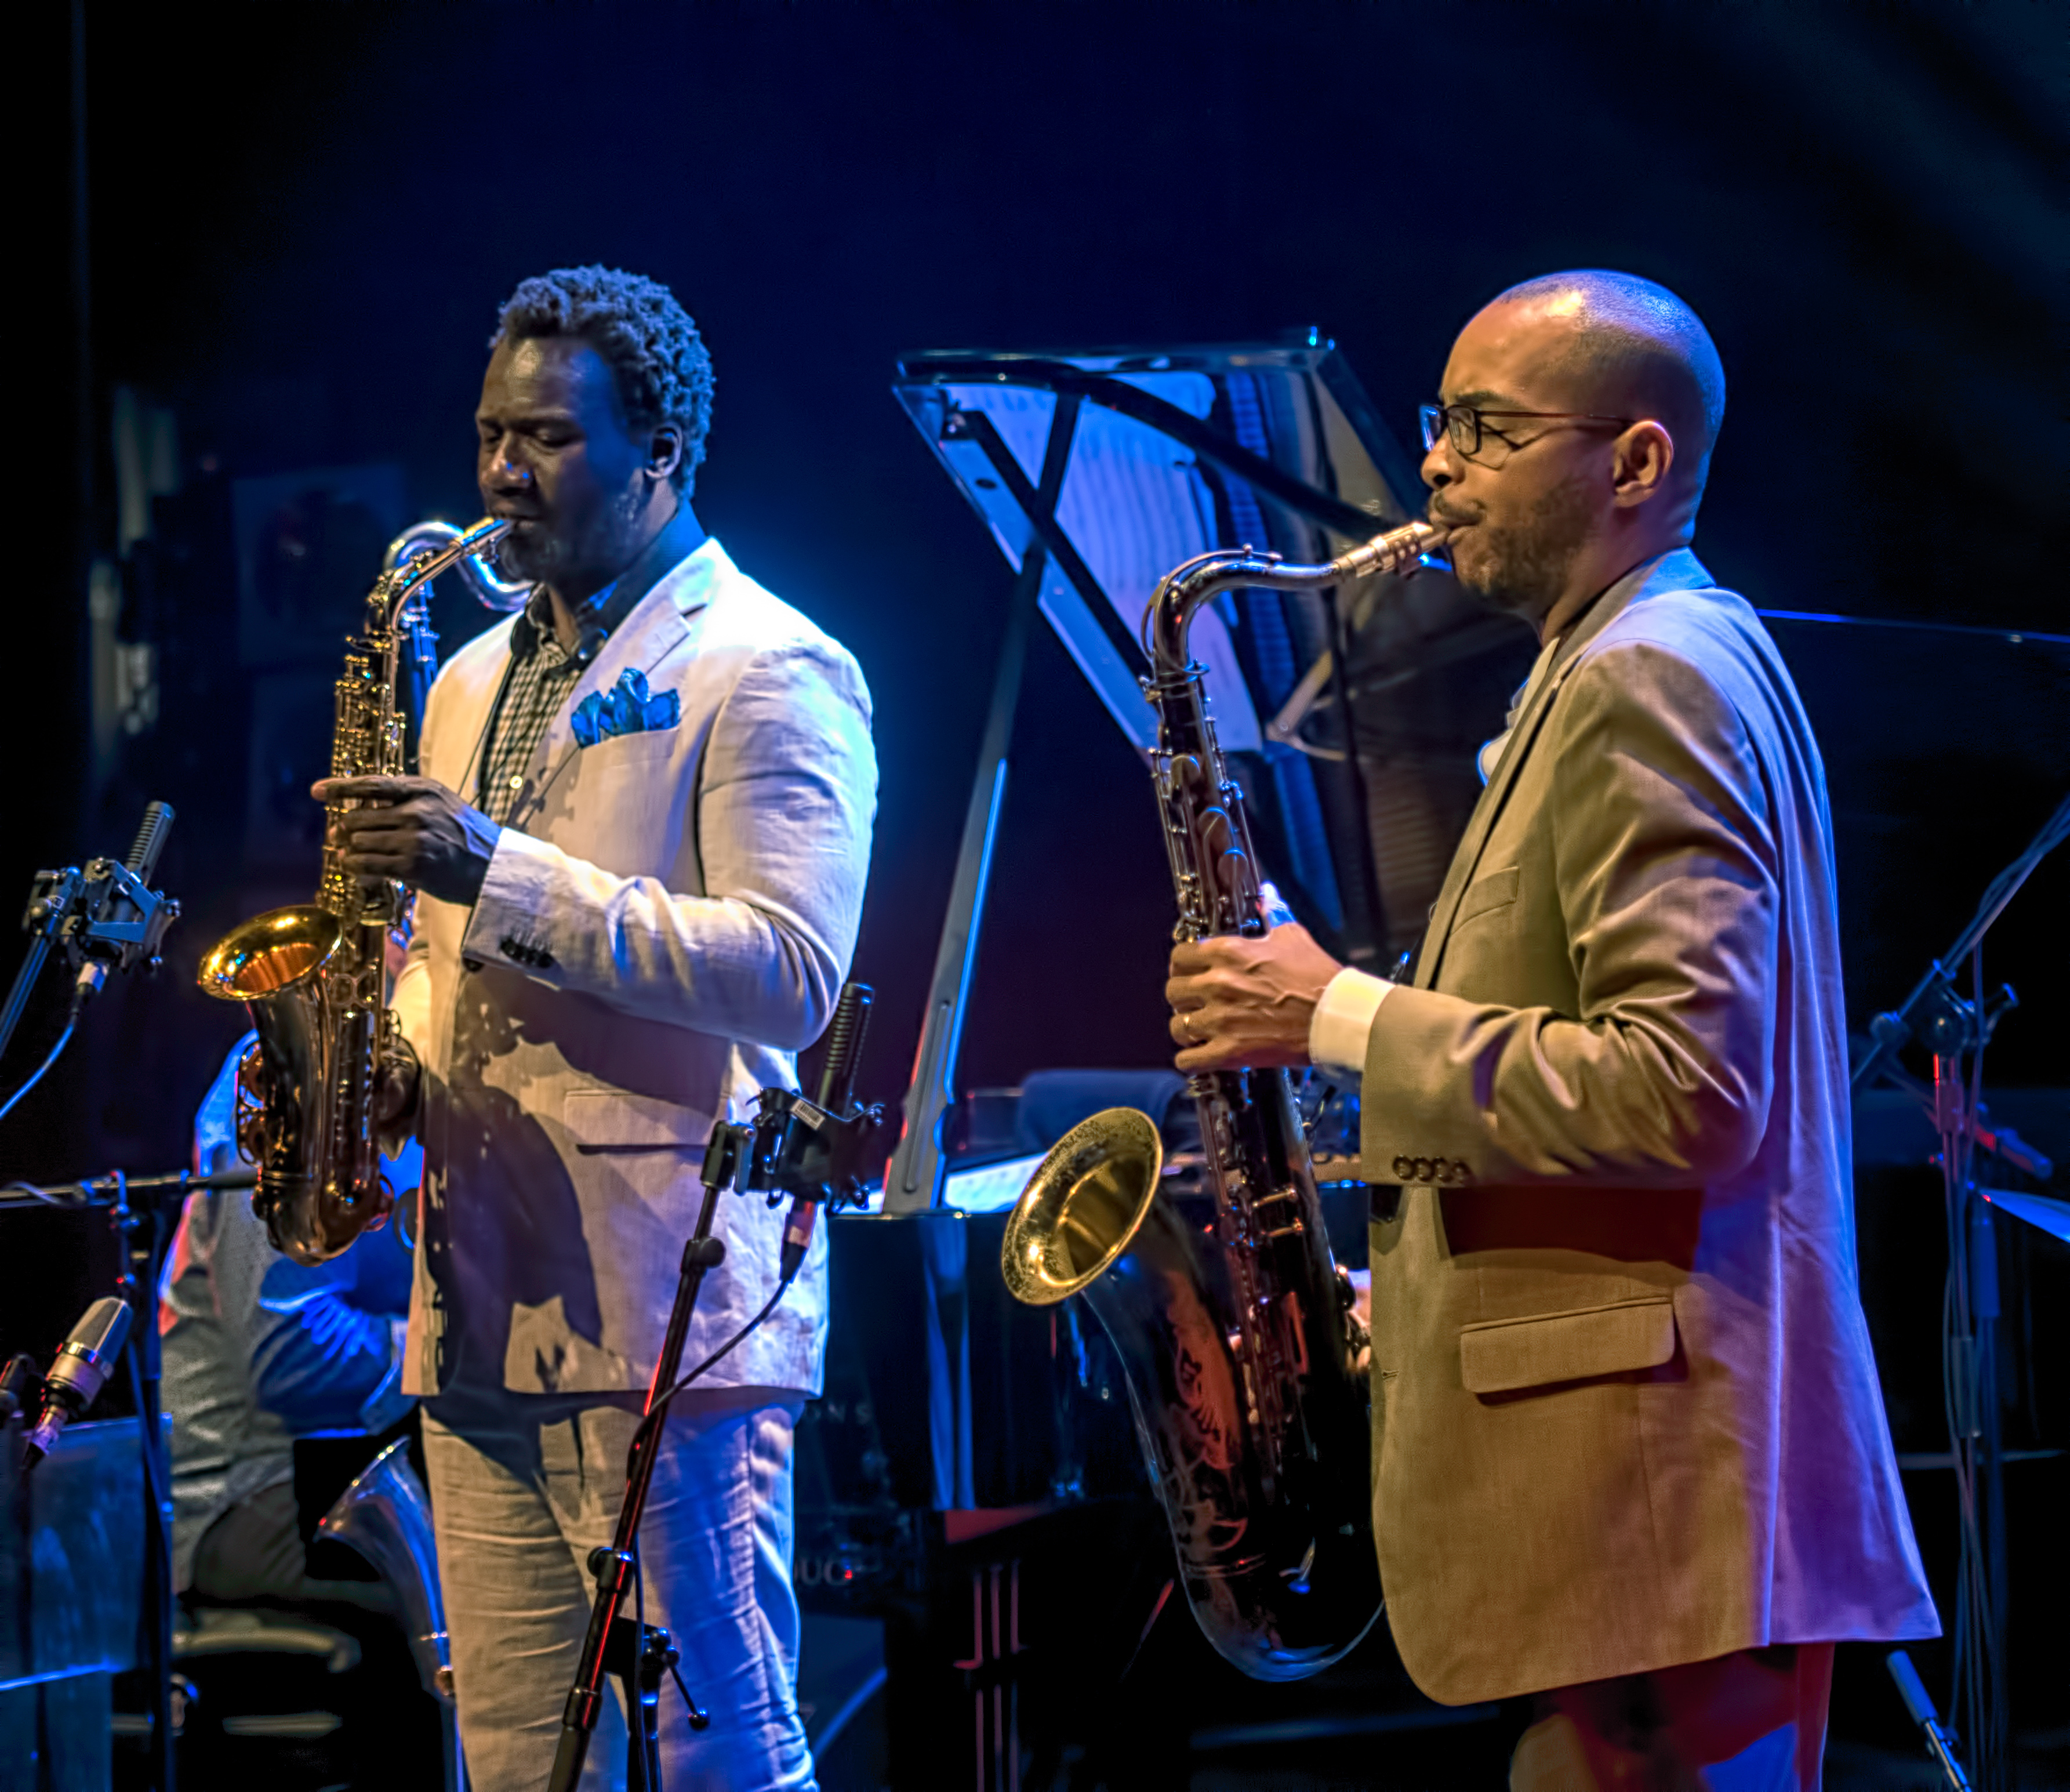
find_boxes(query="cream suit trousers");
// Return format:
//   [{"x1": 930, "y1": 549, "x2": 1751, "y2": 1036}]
[{"x1": 422, "y1": 1379, "x2": 816, "y2": 1792}]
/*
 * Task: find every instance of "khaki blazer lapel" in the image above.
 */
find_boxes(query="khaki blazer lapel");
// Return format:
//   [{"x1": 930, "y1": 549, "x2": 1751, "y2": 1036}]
[{"x1": 1412, "y1": 552, "x2": 1697, "y2": 990}]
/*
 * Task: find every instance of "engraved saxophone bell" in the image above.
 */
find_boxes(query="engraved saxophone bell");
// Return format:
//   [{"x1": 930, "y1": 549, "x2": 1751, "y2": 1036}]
[{"x1": 1000, "y1": 1107, "x2": 1163, "y2": 1305}]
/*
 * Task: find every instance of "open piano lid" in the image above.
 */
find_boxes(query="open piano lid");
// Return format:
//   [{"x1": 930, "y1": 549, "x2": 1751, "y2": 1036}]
[{"x1": 894, "y1": 331, "x2": 1537, "y2": 967}]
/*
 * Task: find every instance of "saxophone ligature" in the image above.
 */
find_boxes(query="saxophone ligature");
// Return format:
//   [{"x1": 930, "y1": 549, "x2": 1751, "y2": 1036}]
[
  {"x1": 1001, "y1": 519, "x2": 1446, "y2": 1680},
  {"x1": 197, "y1": 517, "x2": 514, "y2": 1264}
]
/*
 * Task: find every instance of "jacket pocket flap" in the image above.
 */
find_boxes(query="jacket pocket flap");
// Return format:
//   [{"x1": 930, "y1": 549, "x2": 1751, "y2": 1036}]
[
  {"x1": 1454, "y1": 865, "x2": 1520, "y2": 928},
  {"x1": 562, "y1": 1089, "x2": 711, "y2": 1149},
  {"x1": 1458, "y1": 1295, "x2": 1675, "y2": 1394}
]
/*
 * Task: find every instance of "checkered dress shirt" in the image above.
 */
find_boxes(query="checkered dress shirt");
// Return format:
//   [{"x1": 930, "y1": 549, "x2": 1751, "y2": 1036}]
[
  {"x1": 478, "y1": 597, "x2": 583, "y2": 825},
  {"x1": 476, "y1": 575, "x2": 656, "y2": 824}
]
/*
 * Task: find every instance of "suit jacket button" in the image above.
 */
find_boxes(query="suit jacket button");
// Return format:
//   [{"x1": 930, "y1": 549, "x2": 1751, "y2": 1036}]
[
  {"x1": 1392, "y1": 1155, "x2": 1413, "y2": 1180},
  {"x1": 535, "y1": 946, "x2": 555, "y2": 968},
  {"x1": 462, "y1": 957, "x2": 482, "y2": 974},
  {"x1": 499, "y1": 936, "x2": 522, "y2": 960}
]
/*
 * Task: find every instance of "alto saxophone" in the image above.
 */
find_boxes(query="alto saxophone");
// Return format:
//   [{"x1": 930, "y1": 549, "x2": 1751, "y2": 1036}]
[
  {"x1": 197, "y1": 517, "x2": 513, "y2": 1265},
  {"x1": 1002, "y1": 519, "x2": 1445, "y2": 1680}
]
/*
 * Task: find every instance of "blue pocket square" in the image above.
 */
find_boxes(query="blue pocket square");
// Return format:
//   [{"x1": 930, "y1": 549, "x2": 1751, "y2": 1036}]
[{"x1": 571, "y1": 669, "x2": 681, "y2": 748}]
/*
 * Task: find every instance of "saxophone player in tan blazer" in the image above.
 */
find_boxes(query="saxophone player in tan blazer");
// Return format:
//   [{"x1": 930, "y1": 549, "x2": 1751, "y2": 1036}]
[{"x1": 1166, "y1": 271, "x2": 1937, "y2": 1790}]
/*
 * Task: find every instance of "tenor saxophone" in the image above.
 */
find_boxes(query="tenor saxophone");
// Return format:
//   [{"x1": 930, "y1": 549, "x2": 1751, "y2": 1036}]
[
  {"x1": 1001, "y1": 520, "x2": 1444, "y2": 1680},
  {"x1": 197, "y1": 517, "x2": 512, "y2": 1264}
]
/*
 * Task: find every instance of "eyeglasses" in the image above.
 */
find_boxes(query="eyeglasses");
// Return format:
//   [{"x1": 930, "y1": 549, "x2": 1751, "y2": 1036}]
[{"x1": 1419, "y1": 402, "x2": 1632, "y2": 464}]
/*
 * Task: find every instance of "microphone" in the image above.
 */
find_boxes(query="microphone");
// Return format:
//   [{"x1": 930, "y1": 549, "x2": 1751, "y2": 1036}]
[
  {"x1": 24, "y1": 1295, "x2": 133, "y2": 1467},
  {"x1": 74, "y1": 800, "x2": 176, "y2": 1007},
  {"x1": 780, "y1": 983, "x2": 874, "y2": 1283}
]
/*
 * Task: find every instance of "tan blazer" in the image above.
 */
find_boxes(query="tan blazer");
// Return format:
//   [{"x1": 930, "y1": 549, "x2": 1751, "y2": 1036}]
[
  {"x1": 393, "y1": 538, "x2": 876, "y2": 1401},
  {"x1": 1359, "y1": 549, "x2": 1935, "y2": 1706}
]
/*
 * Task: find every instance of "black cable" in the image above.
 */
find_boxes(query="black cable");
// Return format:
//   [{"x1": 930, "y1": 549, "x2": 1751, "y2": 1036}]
[
  {"x1": 1964, "y1": 947, "x2": 2008, "y2": 1789},
  {"x1": 632, "y1": 1529, "x2": 649, "y2": 1779},
  {"x1": 0, "y1": 1014, "x2": 78, "y2": 1126},
  {"x1": 1938, "y1": 943, "x2": 2011, "y2": 1792},
  {"x1": 626, "y1": 1286, "x2": 786, "y2": 1464}
]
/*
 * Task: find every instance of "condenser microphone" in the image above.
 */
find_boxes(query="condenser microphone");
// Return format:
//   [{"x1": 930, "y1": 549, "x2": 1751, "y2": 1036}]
[
  {"x1": 24, "y1": 1294, "x2": 133, "y2": 1467},
  {"x1": 779, "y1": 983, "x2": 874, "y2": 1284}
]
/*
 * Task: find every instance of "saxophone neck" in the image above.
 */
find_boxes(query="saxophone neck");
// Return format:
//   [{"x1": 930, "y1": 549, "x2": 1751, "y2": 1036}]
[
  {"x1": 1146, "y1": 520, "x2": 1450, "y2": 679},
  {"x1": 376, "y1": 516, "x2": 518, "y2": 630},
  {"x1": 1147, "y1": 549, "x2": 1281, "y2": 681}
]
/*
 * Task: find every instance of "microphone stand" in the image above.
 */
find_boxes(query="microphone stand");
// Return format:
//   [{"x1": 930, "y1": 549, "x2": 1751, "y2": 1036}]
[
  {"x1": 547, "y1": 984, "x2": 879, "y2": 1792},
  {"x1": 546, "y1": 1125, "x2": 739, "y2": 1792},
  {"x1": 1850, "y1": 791, "x2": 2066, "y2": 1792},
  {"x1": 2, "y1": 1165, "x2": 253, "y2": 1792}
]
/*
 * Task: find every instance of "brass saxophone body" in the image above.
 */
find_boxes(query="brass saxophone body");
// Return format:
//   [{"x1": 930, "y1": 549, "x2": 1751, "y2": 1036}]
[
  {"x1": 197, "y1": 517, "x2": 513, "y2": 1264},
  {"x1": 1002, "y1": 520, "x2": 1445, "y2": 1679}
]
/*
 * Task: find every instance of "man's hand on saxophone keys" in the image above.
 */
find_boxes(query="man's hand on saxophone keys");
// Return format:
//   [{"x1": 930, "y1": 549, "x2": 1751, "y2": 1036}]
[
  {"x1": 372, "y1": 1043, "x2": 422, "y2": 1147},
  {"x1": 314, "y1": 775, "x2": 503, "y2": 907},
  {"x1": 1165, "y1": 922, "x2": 1344, "y2": 1073}
]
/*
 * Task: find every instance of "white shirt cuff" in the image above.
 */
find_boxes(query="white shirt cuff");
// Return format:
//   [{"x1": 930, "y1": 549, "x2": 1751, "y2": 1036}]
[{"x1": 1308, "y1": 967, "x2": 1393, "y2": 1081}]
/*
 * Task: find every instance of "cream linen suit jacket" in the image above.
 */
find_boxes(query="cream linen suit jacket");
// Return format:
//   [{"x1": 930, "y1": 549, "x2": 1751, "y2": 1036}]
[
  {"x1": 1359, "y1": 549, "x2": 1935, "y2": 1706},
  {"x1": 391, "y1": 538, "x2": 876, "y2": 1401}
]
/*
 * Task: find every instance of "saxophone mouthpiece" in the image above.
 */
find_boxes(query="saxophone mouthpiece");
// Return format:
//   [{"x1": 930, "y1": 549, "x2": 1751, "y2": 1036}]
[{"x1": 1331, "y1": 518, "x2": 1451, "y2": 582}]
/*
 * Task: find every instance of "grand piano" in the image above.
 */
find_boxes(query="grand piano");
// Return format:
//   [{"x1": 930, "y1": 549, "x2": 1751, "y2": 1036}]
[{"x1": 796, "y1": 333, "x2": 1537, "y2": 1787}]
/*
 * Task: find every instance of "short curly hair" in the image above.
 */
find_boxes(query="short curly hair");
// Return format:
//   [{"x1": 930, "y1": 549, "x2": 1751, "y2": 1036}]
[{"x1": 492, "y1": 266, "x2": 714, "y2": 488}]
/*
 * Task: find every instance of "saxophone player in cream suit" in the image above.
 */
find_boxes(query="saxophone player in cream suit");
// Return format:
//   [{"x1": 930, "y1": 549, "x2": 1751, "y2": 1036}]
[
  {"x1": 320, "y1": 267, "x2": 874, "y2": 1792},
  {"x1": 1165, "y1": 271, "x2": 1935, "y2": 1791}
]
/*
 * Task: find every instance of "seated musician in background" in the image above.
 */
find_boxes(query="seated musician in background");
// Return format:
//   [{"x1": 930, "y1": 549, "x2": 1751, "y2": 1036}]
[
  {"x1": 1165, "y1": 271, "x2": 1937, "y2": 1790},
  {"x1": 318, "y1": 266, "x2": 877, "y2": 1791},
  {"x1": 164, "y1": 1024, "x2": 416, "y2": 1610}
]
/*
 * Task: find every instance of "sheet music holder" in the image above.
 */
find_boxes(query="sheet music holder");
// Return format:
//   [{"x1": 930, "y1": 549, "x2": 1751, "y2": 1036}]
[{"x1": 883, "y1": 330, "x2": 1537, "y2": 1212}]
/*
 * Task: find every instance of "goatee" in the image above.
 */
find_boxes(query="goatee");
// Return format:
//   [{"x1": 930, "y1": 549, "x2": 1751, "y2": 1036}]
[
  {"x1": 1451, "y1": 472, "x2": 1596, "y2": 616},
  {"x1": 496, "y1": 524, "x2": 557, "y2": 583},
  {"x1": 492, "y1": 484, "x2": 649, "y2": 589}
]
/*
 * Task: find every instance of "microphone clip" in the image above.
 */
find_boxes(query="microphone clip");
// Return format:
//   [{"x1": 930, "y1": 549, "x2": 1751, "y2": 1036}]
[
  {"x1": 28, "y1": 858, "x2": 179, "y2": 1009},
  {"x1": 22, "y1": 800, "x2": 181, "y2": 1011},
  {"x1": 739, "y1": 1085, "x2": 883, "y2": 1216}
]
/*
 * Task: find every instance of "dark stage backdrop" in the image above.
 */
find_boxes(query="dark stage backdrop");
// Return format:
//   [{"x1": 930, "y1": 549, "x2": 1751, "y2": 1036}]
[{"x1": 12, "y1": 5, "x2": 2067, "y2": 1209}]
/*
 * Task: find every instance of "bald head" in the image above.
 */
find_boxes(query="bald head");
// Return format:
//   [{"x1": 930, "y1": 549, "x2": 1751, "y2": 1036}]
[
  {"x1": 1491, "y1": 270, "x2": 1726, "y2": 489},
  {"x1": 1425, "y1": 270, "x2": 1727, "y2": 637}
]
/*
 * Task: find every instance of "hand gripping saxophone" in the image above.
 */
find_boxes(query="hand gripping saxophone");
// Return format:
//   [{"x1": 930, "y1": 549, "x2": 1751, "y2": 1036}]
[
  {"x1": 198, "y1": 517, "x2": 513, "y2": 1265},
  {"x1": 1002, "y1": 519, "x2": 1446, "y2": 1679}
]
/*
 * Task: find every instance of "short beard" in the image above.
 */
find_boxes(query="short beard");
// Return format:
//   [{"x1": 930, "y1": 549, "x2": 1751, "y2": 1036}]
[
  {"x1": 1452, "y1": 471, "x2": 1598, "y2": 618},
  {"x1": 498, "y1": 481, "x2": 652, "y2": 589}
]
